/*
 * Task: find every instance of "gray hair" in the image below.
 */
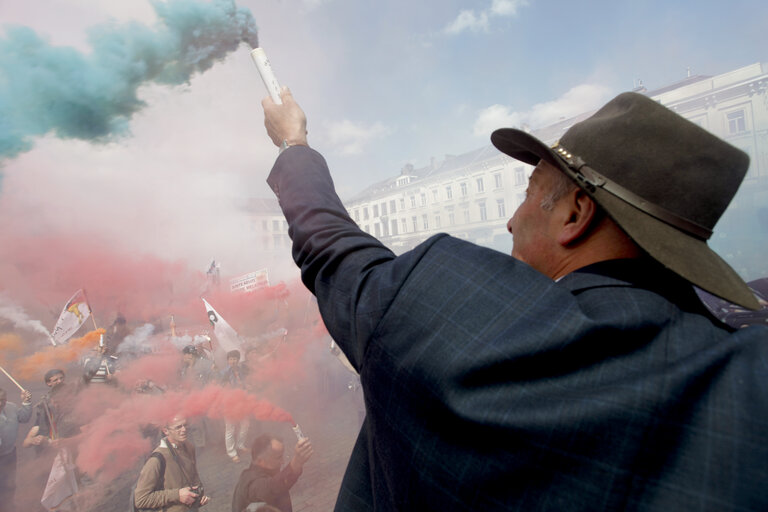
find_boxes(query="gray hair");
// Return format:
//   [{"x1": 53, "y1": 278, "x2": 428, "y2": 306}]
[{"x1": 539, "y1": 171, "x2": 578, "y2": 211}]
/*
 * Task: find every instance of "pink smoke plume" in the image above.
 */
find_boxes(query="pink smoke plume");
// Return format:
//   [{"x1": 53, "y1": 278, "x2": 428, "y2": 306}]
[
  {"x1": 74, "y1": 385, "x2": 293, "y2": 481},
  {"x1": 115, "y1": 348, "x2": 181, "y2": 391}
]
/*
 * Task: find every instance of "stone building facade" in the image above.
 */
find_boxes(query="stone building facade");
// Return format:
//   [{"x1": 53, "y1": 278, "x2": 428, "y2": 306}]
[
  {"x1": 341, "y1": 62, "x2": 768, "y2": 279},
  {"x1": 246, "y1": 62, "x2": 767, "y2": 279}
]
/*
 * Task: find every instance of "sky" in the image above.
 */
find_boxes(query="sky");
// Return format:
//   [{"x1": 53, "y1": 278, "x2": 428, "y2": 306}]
[{"x1": 0, "y1": 0, "x2": 766, "y2": 306}]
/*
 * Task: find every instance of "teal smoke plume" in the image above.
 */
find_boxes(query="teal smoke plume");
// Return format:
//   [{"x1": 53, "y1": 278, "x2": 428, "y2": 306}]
[{"x1": 0, "y1": 0, "x2": 258, "y2": 162}]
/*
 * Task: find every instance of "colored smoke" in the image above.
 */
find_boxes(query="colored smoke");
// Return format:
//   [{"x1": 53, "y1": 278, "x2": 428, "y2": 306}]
[
  {"x1": 0, "y1": 293, "x2": 52, "y2": 340},
  {"x1": 0, "y1": 0, "x2": 258, "y2": 162},
  {"x1": 12, "y1": 328, "x2": 105, "y2": 381},
  {"x1": 74, "y1": 385, "x2": 293, "y2": 480}
]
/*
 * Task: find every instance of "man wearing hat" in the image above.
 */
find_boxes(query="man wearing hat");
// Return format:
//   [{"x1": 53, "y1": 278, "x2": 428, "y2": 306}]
[{"x1": 259, "y1": 88, "x2": 767, "y2": 511}]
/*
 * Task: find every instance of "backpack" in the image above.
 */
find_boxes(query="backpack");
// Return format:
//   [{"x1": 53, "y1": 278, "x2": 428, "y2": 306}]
[{"x1": 129, "y1": 451, "x2": 166, "y2": 512}]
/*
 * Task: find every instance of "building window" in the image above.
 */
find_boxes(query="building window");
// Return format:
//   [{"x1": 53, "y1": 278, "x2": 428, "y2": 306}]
[
  {"x1": 420, "y1": 193, "x2": 427, "y2": 206},
  {"x1": 401, "y1": 218, "x2": 408, "y2": 233},
  {"x1": 364, "y1": 207, "x2": 369, "y2": 220},
  {"x1": 354, "y1": 210, "x2": 360, "y2": 222},
  {"x1": 514, "y1": 167, "x2": 525, "y2": 186},
  {"x1": 449, "y1": 212, "x2": 455, "y2": 226},
  {"x1": 400, "y1": 198, "x2": 405, "y2": 210},
  {"x1": 381, "y1": 202, "x2": 387, "y2": 216},
  {"x1": 422, "y1": 214, "x2": 429, "y2": 230},
  {"x1": 272, "y1": 220, "x2": 280, "y2": 231},
  {"x1": 460, "y1": 183, "x2": 468, "y2": 197},
  {"x1": 391, "y1": 219, "x2": 398, "y2": 235},
  {"x1": 374, "y1": 224, "x2": 381, "y2": 237},
  {"x1": 273, "y1": 234, "x2": 282, "y2": 248},
  {"x1": 445, "y1": 186, "x2": 453, "y2": 199},
  {"x1": 435, "y1": 214, "x2": 441, "y2": 229},
  {"x1": 479, "y1": 202, "x2": 487, "y2": 221},
  {"x1": 497, "y1": 199, "x2": 506, "y2": 218},
  {"x1": 463, "y1": 209, "x2": 470, "y2": 224},
  {"x1": 494, "y1": 173, "x2": 502, "y2": 189},
  {"x1": 364, "y1": 225, "x2": 370, "y2": 233},
  {"x1": 390, "y1": 200, "x2": 397, "y2": 213},
  {"x1": 373, "y1": 204, "x2": 379, "y2": 217},
  {"x1": 476, "y1": 177, "x2": 485, "y2": 193},
  {"x1": 432, "y1": 189, "x2": 439, "y2": 202},
  {"x1": 727, "y1": 110, "x2": 747, "y2": 134},
  {"x1": 410, "y1": 196, "x2": 416, "y2": 208},
  {"x1": 412, "y1": 216, "x2": 418, "y2": 231},
  {"x1": 382, "y1": 221, "x2": 389, "y2": 236}
]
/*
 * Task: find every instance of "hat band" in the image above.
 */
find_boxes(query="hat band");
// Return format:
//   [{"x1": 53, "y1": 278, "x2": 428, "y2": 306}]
[{"x1": 552, "y1": 144, "x2": 713, "y2": 240}]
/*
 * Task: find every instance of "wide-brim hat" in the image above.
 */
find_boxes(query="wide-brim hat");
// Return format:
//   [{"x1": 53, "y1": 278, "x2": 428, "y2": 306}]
[{"x1": 491, "y1": 91, "x2": 758, "y2": 309}]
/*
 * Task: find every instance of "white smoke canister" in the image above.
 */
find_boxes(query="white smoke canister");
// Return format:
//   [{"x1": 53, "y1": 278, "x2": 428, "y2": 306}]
[
  {"x1": 292, "y1": 423, "x2": 307, "y2": 440},
  {"x1": 250, "y1": 47, "x2": 282, "y2": 104}
]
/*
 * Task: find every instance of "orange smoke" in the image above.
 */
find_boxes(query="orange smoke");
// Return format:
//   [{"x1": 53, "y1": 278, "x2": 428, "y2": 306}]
[
  {"x1": 0, "y1": 333, "x2": 24, "y2": 366},
  {"x1": 12, "y1": 328, "x2": 105, "y2": 381}
]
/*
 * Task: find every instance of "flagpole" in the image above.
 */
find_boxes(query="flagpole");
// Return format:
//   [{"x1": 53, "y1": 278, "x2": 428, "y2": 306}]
[
  {"x1": 82, "y1": 288, "x2": 98, "y2": 330},
  {"x1": 0, "y1": 364, "x2": 26, "y2": 392}
]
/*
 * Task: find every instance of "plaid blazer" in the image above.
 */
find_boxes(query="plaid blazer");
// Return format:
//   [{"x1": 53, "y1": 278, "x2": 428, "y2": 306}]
[{"x1": 268, "y1": 146, "x2": 768, "y2": 512}]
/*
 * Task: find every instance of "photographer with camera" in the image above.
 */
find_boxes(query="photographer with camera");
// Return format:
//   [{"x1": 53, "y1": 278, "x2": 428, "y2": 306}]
[{"x1": 134, "y1": 415, "x2": 210, "y2": 511}]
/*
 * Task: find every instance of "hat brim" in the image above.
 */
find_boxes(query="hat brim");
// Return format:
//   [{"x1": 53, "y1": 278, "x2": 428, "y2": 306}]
[{"x1": 491, "y1": 128, "x2": 759, "y2": 310}]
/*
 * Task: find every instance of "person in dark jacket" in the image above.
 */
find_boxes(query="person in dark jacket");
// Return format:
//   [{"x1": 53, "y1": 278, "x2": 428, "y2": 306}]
[
  {"x1": 257, "y1": 87, "x2": 768, "y2": 511},
  {"x1": 231, "y1": 434, "x2": 313, "y2": 512}
]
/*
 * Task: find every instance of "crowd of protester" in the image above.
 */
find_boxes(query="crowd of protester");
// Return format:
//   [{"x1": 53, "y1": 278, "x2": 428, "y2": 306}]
[{"x1": 0, "y1": 308, "x2": 354, "y2": 512}]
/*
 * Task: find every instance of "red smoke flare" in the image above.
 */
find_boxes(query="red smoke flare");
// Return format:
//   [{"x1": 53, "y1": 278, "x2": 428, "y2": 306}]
[{"x1": 74, "y1": 384, "x2": 293, "y2": 481}]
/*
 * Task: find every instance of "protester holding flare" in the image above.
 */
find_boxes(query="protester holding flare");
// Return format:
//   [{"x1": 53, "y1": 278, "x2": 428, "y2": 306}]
[
  {"x1": 260, "y1": 88, "x2": 768, "y2": 510},
  {"x1": 81, "y1": 342, "x2": 118, "y2": 386},
  {"x1": 231, "y1": 433, "x2": 313, "y2": 512}
]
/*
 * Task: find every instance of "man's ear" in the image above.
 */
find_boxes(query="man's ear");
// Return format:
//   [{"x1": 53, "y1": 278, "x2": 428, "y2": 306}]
[{"x1": 557, "y1": 189, "x2": 598, "y2": 246}]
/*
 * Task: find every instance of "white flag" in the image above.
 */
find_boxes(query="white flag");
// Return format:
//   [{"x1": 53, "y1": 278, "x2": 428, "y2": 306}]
[
  {"x1": 202, "y1": 298, "x2": 241, "y2": 357},
  {"x1": 41, "y1": 448, "x2": 79, "y2": 511},
  {"x1": 51, "y1": 289, "x2": 91, "y2": 345}
]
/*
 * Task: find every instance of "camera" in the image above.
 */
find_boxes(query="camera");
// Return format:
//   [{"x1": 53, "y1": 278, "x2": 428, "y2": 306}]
[{"x1": 190, "y1": 485, "x2": 205, "y2": 507}]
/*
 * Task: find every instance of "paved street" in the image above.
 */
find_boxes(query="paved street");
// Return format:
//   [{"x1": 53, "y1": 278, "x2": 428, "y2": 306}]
[{"x1": 13, "y1": 372, "x2": 363, "y2": 512}]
